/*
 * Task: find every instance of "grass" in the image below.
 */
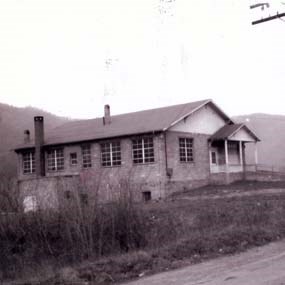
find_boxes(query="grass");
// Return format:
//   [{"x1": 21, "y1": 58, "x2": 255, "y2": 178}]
[
  {"x1": 3, "y1": 182, "x2": 285, "y2": 284},
  {"x1": 170, "y1": 180, "x2": 285, "y2": 198}
]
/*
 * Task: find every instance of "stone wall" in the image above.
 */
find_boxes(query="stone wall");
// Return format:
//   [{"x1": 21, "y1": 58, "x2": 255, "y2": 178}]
[{"x1": 18, "y1": 134, "x2": 168, "y2": 205}]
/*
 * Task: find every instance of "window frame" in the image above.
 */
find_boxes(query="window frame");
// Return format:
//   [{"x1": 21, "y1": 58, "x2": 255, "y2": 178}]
[
  {"x1": 70, "y1": 152, "x2": 78, "y2": 166},
  {"x1": 22, "y1": 151, "x2": 35, "y2": 174},
  {"x1": 81, "y1": 144, "x2": 92, "y2": 168},
  {"x1": 47, "y1": 147, "x2": 65, "y2": 172},
  {"x1": 132, "y1": 137, "x2": 155, "y2": 164},
  {"x1": 211, "y1": 150, "x2": 218, "y2": 165},
  {"x1": 100, "y1": 141, "x2": 121, "y2": 167},
  {"x1": 179, "y1": 137, "x2": 194, "y2": 163}
]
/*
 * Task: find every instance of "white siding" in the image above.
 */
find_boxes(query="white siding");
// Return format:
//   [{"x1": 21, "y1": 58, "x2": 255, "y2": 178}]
[
  {"x1": 169, "y1": 105, "x2": 227, "y2": 134},
  {"x1": 230, "y1": 128, "x2": 256, "y2": 142}
]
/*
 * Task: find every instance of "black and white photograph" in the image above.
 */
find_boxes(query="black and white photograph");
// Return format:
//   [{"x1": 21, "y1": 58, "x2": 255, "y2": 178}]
[{"x1": 1, "y1": 1, "x2": 285, "y2": 284}]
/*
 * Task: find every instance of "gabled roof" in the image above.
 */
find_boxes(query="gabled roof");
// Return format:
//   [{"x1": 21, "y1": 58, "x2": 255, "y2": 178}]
[
  {"x1": 210, "y1": 123, "x2": 260, "y2": 142},
  {"x1": 14, "y1": 99, "x2": 231, "y2": 151}
]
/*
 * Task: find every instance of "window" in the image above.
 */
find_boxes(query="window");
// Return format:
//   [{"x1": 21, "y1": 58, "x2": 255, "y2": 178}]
[
  {"x1": 70, "y1": 152, "x2": 78, "y2": 166},
  {"x1": 22, "y1": 152, "x2": 35, "y2": 174},
  {"x1": 142, "y1": 191, "x2": 151, "y2": 202},
  {"x1": 211, "y1": 151, "x2": 217, "y2": 165},
  {"x1": 22, "y1": 151, "x2": 35, "y2": 174},
  {"x1": 101, "y1": 141, "x2": 121, "y2": 167},
  {"x1": 81, "y1": 144, "x2": 92, "y2": 168},
  {"x1": 132, "y1": 137, "x2": 154, "y2": 164},
  {"x1": 80, "y1": 193, "x2": 88, "y2": 205},
  {"x1": 64, "y1": 190, "x2": 72, "y2": 199},
  {"x1": 47, "y1": 148, "x2": 64, "y2": 171},
  {"x1": 179, "y1": 138, "x2": 194, "y2": 163}
]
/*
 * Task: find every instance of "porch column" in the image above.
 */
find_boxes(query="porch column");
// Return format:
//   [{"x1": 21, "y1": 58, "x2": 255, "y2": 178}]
[
  {"x1": 254, "y1": 142, "x2": 258, "y2": 171},
  {"x1": 239, "y1": 140, "x2": 243, "y2": 167},
  {"x1": 209, "y1": 143, "x2": 212, "y2": 170},
  {"x1": 225, "y1": 139, "x2": 230, "y2": 184}
]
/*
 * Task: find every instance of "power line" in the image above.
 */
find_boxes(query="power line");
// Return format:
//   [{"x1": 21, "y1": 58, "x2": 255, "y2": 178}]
[
  {"x1": 252, "y1": 11, "x2": 285, "y2": 25},
  {"x1": 250, "y1": 1, "x2": 285, "y2": 25}
]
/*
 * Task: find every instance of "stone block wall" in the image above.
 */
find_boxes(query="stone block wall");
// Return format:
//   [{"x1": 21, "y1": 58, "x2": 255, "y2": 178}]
[{"x1": 18, "y1": 133, "x2": 168, "y2": 205}]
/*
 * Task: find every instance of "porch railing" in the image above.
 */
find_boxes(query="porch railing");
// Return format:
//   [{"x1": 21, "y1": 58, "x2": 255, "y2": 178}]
[
  {"x1": 211, "y1": 163, "x2": 285, "y2": 176},
  {"x1": 210, "y1": 164, "x2": 243, "y2": 173},
  {"x1": 245, "y1": 164, "x2": 285, "y2": 174}
]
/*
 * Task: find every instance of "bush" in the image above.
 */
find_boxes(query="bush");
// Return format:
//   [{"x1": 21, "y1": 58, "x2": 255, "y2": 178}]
[
  {"x1": 0, "y1": 188, "x2": 149, "y2": 279},
  {"x1": 2, "y1": 189, "x2": 285, "y2": 283}
]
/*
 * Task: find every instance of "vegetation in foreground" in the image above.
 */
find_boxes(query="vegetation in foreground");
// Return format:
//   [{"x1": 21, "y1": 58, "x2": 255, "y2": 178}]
[{"x1": 2, "y1": 182, "x2": 285, "y2": 284}]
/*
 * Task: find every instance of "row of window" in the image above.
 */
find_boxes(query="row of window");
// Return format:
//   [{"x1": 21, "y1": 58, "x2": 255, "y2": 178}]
[{"x1": 22, "y1": 137, "x2": 194, "y2": 174}]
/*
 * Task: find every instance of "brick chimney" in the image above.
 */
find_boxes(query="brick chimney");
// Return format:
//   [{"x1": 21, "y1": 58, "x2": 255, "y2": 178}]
[
  {"x1": 24, "y1": 130, "x2": 30, "y2": 143},
  {"x1": 103, "y1": 104, "x2": 111, "y2": 125},
  {"x1": 34, "y1": 116, "x2": 45, "y2": 176}
]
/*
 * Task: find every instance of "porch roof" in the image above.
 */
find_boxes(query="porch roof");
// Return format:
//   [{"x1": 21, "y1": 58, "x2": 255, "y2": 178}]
[{"x1": 210, "y1": 123, "x2": 260, "y2": 142}]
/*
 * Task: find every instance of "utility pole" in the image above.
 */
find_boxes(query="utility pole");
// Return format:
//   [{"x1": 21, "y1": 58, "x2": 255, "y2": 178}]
[{"x1": 250, "y1": 2, "x2": 285, "y2": 25}]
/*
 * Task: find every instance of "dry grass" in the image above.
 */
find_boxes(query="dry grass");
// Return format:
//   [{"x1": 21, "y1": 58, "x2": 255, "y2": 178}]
[
  {"x1": 176, "y1": 180, "x2": 285, "y2": 198},
  {"x1": 2, "y1": 182, "x2": 285, "y2": 284}
]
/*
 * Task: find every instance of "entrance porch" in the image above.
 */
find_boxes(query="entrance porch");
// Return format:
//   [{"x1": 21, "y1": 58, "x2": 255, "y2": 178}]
[{"x1": 209, "y1": 123, "x2": 260, "y2": 183}]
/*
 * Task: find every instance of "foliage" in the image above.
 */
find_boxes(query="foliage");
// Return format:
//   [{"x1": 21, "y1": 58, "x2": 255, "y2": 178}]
[{"x1": 2, "y1": 187, "x2": 285, "y2": 284}]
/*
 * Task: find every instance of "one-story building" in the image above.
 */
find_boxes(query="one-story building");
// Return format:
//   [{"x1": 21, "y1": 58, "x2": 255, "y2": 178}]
[{"x1": 14, "y1": 99, "x2": 260, "y2": 209}]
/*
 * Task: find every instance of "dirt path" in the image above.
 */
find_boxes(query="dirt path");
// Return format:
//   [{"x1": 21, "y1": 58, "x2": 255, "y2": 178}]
[{"x1": 123, "y1": 239, "x2": 285, "y2": 285}]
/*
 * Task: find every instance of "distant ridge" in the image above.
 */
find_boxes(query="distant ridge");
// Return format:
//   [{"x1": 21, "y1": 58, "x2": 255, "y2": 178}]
[
  {"x1": 234, "y1": 113, "x2": 285, "y2": 167},
  {"x1": 1, "y1": 102, "x2": 285, "y2": 176},
  {"x1": 0, "y1": 102, "x2": 72, "y2": 175}
]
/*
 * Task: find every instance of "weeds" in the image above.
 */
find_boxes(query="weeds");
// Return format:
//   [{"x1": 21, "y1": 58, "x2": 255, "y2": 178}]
[{"x1": 2, "y1": 189, "x2": 285, "y2": 284}]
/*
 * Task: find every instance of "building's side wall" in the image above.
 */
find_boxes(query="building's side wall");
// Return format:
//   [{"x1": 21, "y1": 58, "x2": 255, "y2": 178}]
[
  {"x1": 165, "y1": 131, "x2": 211, "y2": 194},
  {"x1": 169, "y1": 104, "x2": 227, "y2": 134},
  {"x1": 18, "y1": 134, "x2": 168, "y2": 205}
]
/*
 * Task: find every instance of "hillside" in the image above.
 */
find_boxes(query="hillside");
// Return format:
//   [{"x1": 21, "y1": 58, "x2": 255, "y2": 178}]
[
  {"x1": 0, "y1": 103, "x2": 71, "y2": 175},
  {"x1": 234, "y1": 113, "x2": 285, "y2": 167}
]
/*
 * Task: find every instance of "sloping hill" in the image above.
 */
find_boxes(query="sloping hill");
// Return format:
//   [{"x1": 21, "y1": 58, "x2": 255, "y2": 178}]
[
  {"x1": 234, "y1": 114, "x2": 285, "y2": 167},
  {"x1": 0, "y1": 103, "x2": 71, "y2": 175}
]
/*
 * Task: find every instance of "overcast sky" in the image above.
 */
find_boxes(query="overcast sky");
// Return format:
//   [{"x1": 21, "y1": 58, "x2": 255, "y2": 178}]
[{"x1": 0, "y1": 0, "x2": 285, "y2": 119}]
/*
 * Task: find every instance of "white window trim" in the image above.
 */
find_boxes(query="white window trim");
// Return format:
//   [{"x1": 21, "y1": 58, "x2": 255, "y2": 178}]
[
  {"x1": 23, "y1": 152, "x2": 35, "y2": 174},
  {"x1": 132, "y1": 137, "x2": 154, "y2": 164},
  {"x1": 70, "y1": 153, "x2": 78, "y2": 166},
  {"x1": 179, "y1": 138, "x2": 194, "y2": 163},
  {"x1": 47, "y1": 148, "x2": 64, "y2": 171},
  {"x1": 81, "y1": 145, "x2": 92, "y2": 168},
  {"x1": 210, "y1": 150, "x2": 218, "y2": 165},
  {"x1": 101, "y1": 142, "x2": 121, "y2": 167}
]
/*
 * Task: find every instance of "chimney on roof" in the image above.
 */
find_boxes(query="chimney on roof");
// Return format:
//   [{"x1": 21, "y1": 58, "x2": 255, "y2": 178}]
[
  {"x1": 34, "y1": 116, "x2": 45, "y2": 176},
  {"x1": 103, "y1": 104, "x2": 111, "y2": 125},
  {"x1": 24, "y1": 130, "x2": 30, "y2": 143}
]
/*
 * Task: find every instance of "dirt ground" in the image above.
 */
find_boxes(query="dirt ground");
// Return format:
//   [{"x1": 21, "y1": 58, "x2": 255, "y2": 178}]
[{"x1": 123, "y1": 238, "x2": 285, "y2": 285}]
